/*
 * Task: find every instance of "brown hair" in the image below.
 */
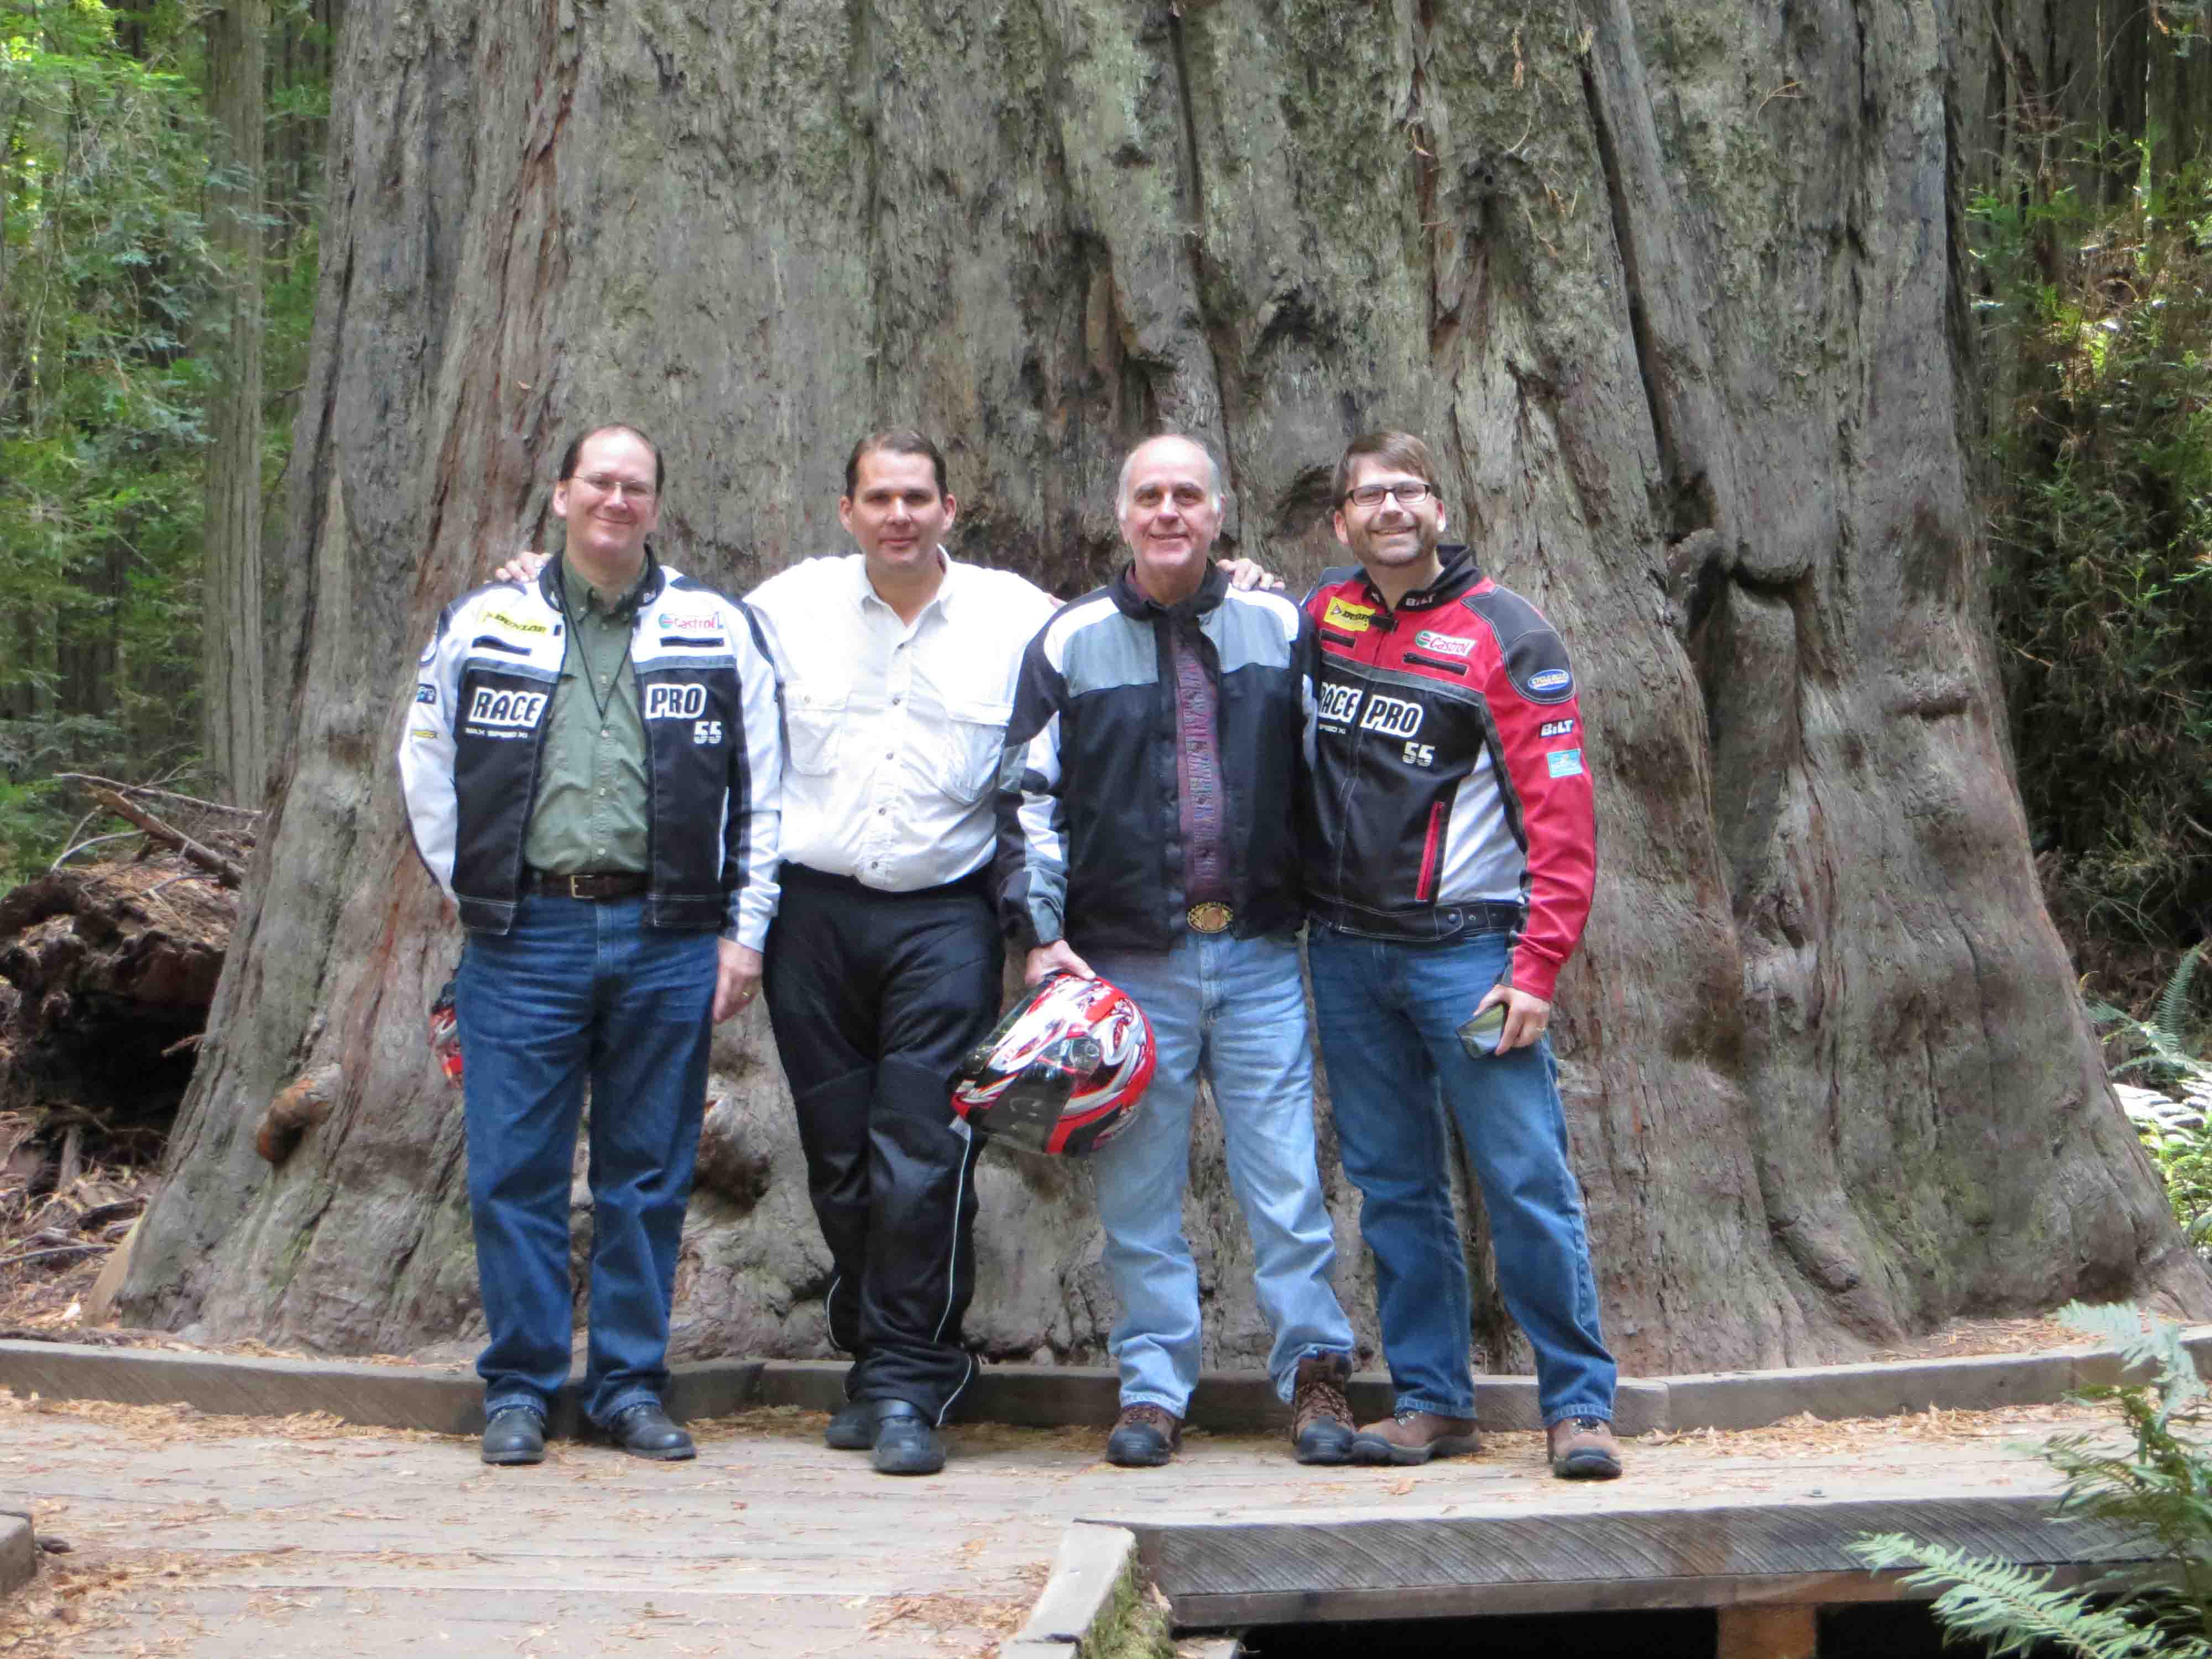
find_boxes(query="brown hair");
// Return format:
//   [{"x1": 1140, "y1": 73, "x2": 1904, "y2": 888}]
[
  {"x1": 1333, "y1": 430, "x2": 1436, "y2": 503},
  {"x1": 558, "y1": 424, "x2": 665, "y2": 493},
  {"x1": 845, "y1": 429, "x2": 948, "y2": 498}
]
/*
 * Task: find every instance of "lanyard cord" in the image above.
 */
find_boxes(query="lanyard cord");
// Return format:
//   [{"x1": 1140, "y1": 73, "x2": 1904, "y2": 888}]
[{"x1": 560, "y1": 585, "x2": 634, "y2": 726}]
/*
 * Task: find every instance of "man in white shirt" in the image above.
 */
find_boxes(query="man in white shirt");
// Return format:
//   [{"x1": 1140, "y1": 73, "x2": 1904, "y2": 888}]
[
  {"x1": 747, "y1": 430, "x2": 1057, "y2": 1477},
  {"x1": 500, "y1": 430, "x2": 1276, "y2": 1477}
]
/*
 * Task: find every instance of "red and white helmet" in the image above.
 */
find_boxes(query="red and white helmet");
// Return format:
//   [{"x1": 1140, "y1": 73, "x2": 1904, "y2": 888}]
[{"x1": 951, "y1": 972, "x2": 1155, "y2": 1155}]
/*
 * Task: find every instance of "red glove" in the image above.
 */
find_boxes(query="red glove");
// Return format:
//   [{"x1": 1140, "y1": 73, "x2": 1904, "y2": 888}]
[{"x1": 429, "y1": 978, "x2": 463, "y2": 1088}]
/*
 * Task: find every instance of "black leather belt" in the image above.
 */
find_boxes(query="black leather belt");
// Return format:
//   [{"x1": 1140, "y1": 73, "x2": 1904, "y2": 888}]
[{"x1": 526, "y1": 868, "x2": 649, "y2": 900}]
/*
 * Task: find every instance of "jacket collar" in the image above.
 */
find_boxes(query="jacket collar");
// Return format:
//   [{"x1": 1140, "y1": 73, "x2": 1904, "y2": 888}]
[
  {"x1": 1357, "y1": 543, "x2": 1479, "y2": 611},
  {"x1": 541, "y1": 542, "x2": 665, "y2": 622},
  {"x1": 1110, "y1": 557, "x2": 1228, "y2": 622}
]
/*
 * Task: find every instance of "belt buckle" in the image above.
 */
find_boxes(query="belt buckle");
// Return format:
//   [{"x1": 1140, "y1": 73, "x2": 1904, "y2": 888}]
[
  {"x1": 1186, "y1": 901, "x2": 1233, "y2": 935},
  {"x1": 565, "y1": 873, "x2": 592, "y2": 900}
]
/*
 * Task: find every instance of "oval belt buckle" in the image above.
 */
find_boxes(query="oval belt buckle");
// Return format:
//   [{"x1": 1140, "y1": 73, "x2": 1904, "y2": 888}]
[{"x1": 1186, "y1": 901, "x2": 1234, "y2": 935}]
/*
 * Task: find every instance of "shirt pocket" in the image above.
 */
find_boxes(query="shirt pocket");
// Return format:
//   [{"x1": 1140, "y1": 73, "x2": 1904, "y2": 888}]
[
  {"x1": 784, "y1": 686, "x2": 849, "y2": 776},
  {"x1": 931, "y1": 696, "x2": 1014, "y2": 806}
]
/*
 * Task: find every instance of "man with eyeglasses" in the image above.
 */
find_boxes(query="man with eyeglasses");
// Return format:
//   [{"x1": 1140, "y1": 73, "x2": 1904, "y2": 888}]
[
  {"x1": 745, "y1": 430, "x2": 1284, "y2": 1474},
  {"x1": 400, "y1": 423, "x2": 782, "y2": 1467},
  {"x1": 998, "y1": 433, "x2": 1362, "y2": 1469},
  {"x1": 1300, "y1": 429, "x2": 1621, "y2": 1480},
  {"x1": 493, "y1": 429, "x2": 1285, "y2": 1477}
]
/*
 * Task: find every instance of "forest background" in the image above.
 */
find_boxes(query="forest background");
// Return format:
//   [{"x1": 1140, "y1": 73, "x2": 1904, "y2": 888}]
[{"x1": 1, "y1": 0, "x2": 2208, "y2": 1001}]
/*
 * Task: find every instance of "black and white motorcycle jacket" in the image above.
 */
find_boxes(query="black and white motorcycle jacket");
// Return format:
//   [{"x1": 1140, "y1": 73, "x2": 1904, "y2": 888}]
[{"x1": 398, "y1": 550, "x2": 782, "y2": 945}]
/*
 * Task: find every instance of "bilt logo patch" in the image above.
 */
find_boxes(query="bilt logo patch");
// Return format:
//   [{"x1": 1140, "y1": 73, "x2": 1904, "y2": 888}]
[
  {"x1": 1323, "y1": 596, "x2": 1375, "y2": 634},
  {"x1": 465, "y1": 687, "x2": 547, "y2": 728},
  {"x1": 1539, "y1": 717, "x2": 1575, "y2": 738},
  {"x1": 644, "y1": 682, "x2": 710, "y2": 721},
  {"x1": 484, "y1": 610, "x2": 550, "y2": 635},
  {"x1": 1412, "y1": 629, "x2": 1475, "y2": 658},
  {"x1": 1358, "y1": 694, "x2": 1425, "y2": 739}
]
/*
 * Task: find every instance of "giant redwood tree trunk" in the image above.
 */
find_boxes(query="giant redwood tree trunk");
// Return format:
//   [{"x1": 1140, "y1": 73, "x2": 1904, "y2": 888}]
[{"x1": 122, "y1": 0, "x2": 2212, "y2": 1371}]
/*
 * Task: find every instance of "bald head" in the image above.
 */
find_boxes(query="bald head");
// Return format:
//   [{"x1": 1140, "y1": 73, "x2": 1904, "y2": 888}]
[
  {"x1": 1117, "y1": 435, "x2": 1222, "y2": 517},
  {"x1": 1116, "y1": 434, "x2": 1224, "y2": 607}
]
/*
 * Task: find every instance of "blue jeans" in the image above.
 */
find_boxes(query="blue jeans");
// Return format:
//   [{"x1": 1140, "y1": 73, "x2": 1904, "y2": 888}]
[
  {"x1": 456, "y1": 895, "x2": 717, "y2": 1426},
  {"x1": 1086, "y1": 932, "x2": 1355, "y2": 1415},
  {"x1": 1307, "y1": 924, "x2": 1615, "y2": 1426}
]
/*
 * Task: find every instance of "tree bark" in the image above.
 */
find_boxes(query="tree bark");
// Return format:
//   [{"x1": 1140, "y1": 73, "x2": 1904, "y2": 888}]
[
  {"x1": 201, "y1": 0, "x2": 268, "y2": 807},
  {"x1": 124, "y1": 0, "x2": 2212, "y2": 1369}
]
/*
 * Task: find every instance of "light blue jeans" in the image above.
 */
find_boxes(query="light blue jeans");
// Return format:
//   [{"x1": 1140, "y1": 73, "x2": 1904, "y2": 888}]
[
  {"x1": 1307, "y1": 922, "x2": 1616, "y2": 1427},
  {"x1": 1084, "y1": 931, "x2": 1356, "y2": 1416}
]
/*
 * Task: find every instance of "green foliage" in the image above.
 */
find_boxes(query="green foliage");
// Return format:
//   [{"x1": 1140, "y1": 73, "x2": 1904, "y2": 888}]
[
  {"x1": 0, "y1": 1, "x2": 217, "y2": 768},
  {"x1": 1851, "y1": 1303, "x2": 2212, "y2": 1656},
  {"x1": 2143, "y1": 1125, "x2": 2212, "y2": 1253},
  {"x1": 0, "y1": 717, "x2": 129, "y2": 898},
  {"x1": 1977, "y1": 147, "x2": 2212, "y2": 947},
  {"x1": 1851, "y1": 1537, "x2": 2200, "y2": 1658},
  {"x1": 0, "y1": 1, "x2": 325, "y2": 811},
  {"x1": 0, "y1": 712, "x2": 128, "y2": 884},
  {"x1": 2094, "y1": 947, "x2": 2212, "y2": 1089},
  {"x1": 2098, "y1": 948, "x2": 2212, "y2": 1250}
]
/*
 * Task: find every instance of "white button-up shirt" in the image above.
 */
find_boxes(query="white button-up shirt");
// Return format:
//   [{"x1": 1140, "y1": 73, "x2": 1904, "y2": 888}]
[{"x1": 746, "y1": 550, "x2": 1058, "y2": 891}]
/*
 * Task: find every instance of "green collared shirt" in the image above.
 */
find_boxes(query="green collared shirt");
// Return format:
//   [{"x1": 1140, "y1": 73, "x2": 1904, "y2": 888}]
[{"x1": 523, "y1": 575, "x2": 650, "y2": 875}]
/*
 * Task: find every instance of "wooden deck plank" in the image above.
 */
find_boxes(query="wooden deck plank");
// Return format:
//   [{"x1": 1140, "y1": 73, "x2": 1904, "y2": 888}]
[
  {"x1": 1132, "y1": 1496, "x2": 2156, "y2": 1625},
  {"x1": 3, "y1": 1389, "x2": 2128, "y2": 1654}
]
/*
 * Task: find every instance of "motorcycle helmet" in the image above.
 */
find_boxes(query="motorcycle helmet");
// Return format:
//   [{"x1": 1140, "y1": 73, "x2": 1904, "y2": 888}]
[{"x1": 951, "y1": 972, "x2": 1155, "y2": 1154}]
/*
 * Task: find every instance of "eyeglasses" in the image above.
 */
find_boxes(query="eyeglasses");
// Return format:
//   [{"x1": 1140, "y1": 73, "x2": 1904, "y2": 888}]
[
  {"x1": 572, "y1": 473, "x2": 657, "y2": 503},
  {"x1": 1344, "y1": 481, "x2": 1434, "y2": 508}
]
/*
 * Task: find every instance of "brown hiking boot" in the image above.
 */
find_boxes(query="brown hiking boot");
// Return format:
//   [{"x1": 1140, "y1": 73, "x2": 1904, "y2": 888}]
[
  {"x1": 1105, "y1": 1404, "x2": 1182, "y2": 1467},
  {"x1": 1290, "y1": 1353, "x2": 1357, "y2": 1465},
  {"x1": 1350, "y1": 1409, "x2": 1480, "y2": 1466},
  {"x1": 1547, "y1": 1415, "x2": 1623, "y2": 1480}
]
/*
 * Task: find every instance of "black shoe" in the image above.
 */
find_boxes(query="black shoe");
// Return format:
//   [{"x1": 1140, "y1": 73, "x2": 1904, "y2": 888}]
[
  {"x1": 825, "y1": 1399, "x2": 875, "y2": 1451},
  {"x1": 604, "y1": 1401, "x2": 696, "y2": 1462},
  {"x1": 481, "y1": 1405, "x2": 545, "y2": 1466},
  {"x1": 869, "y1": 1401, "x2": 946, "y2": 1476}
]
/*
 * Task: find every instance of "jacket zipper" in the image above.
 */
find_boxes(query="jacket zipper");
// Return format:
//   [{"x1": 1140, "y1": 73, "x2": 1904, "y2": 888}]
[
  {"x1": 1415, "y1": 801, "x2": 1446, "y2": 902},
  {"x1": 1328, "y1": 602, "x2": 1383, "y2": 900}
]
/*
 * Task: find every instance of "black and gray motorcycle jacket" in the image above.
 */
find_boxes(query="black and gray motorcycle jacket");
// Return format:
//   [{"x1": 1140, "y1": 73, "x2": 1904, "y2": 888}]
[
  {"x1": 397, "y1": 550, "x2": 782, "y2": 944},
  {"x1": 995, "y1": 562, "x2": 1311, "y2": 954}
]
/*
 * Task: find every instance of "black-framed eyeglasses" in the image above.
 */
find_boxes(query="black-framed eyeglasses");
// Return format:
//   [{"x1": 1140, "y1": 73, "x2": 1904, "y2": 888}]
[{"x1": 1343, "y1": 481, "x2": 1433, "y2": 508}]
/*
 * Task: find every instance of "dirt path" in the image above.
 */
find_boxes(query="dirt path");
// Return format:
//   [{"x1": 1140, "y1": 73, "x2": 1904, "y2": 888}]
[{"x1": 3, "y1": 1391, "x2": 2096, "y2": 1657}]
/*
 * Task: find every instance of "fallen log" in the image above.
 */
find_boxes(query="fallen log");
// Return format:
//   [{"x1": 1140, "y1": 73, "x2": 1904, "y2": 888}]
[
  {"x1": 87, "y1": 789, "x2": 244, "y2": 889},
  {"x1": 0, "y1": 861, "x2": 237, "y2": 1162}
]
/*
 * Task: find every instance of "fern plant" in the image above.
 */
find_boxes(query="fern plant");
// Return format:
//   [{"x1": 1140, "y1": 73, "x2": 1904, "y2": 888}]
[
  {"x1": 1851, "y1": 1303, "x2": 2212, "y2": 1656},
  {"x1": 2090, "y1": 946, "x2": 2210, "y2": 1090}
]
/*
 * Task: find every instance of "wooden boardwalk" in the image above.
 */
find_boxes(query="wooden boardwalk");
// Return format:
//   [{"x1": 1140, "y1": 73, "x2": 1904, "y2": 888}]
[{"x1": 3, "y1": 1391, "x2": 2105, "y2": 1657}]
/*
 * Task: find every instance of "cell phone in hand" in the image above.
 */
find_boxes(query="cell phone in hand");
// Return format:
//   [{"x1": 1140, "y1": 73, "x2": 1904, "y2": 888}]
[{"x1": 1458, "y1": 1000, "x2": 1507, "y2": 1060}]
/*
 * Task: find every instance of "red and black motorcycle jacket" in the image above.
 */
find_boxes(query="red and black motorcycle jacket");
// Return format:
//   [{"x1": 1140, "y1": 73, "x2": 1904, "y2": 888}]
[{"x1": 1301, "y1": 546, "x2": 1595, "y2": 1003}]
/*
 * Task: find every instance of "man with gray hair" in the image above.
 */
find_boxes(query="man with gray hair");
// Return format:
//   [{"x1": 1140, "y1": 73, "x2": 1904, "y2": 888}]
[{"x1": 995, "y1": 434, "x2": 1360, "y2": 1467}]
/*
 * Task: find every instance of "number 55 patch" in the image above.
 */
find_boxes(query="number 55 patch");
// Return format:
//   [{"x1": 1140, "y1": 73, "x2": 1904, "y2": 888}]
[{"x1": 1546, "y1": 748, "x2": 1584, "y2": 778}]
